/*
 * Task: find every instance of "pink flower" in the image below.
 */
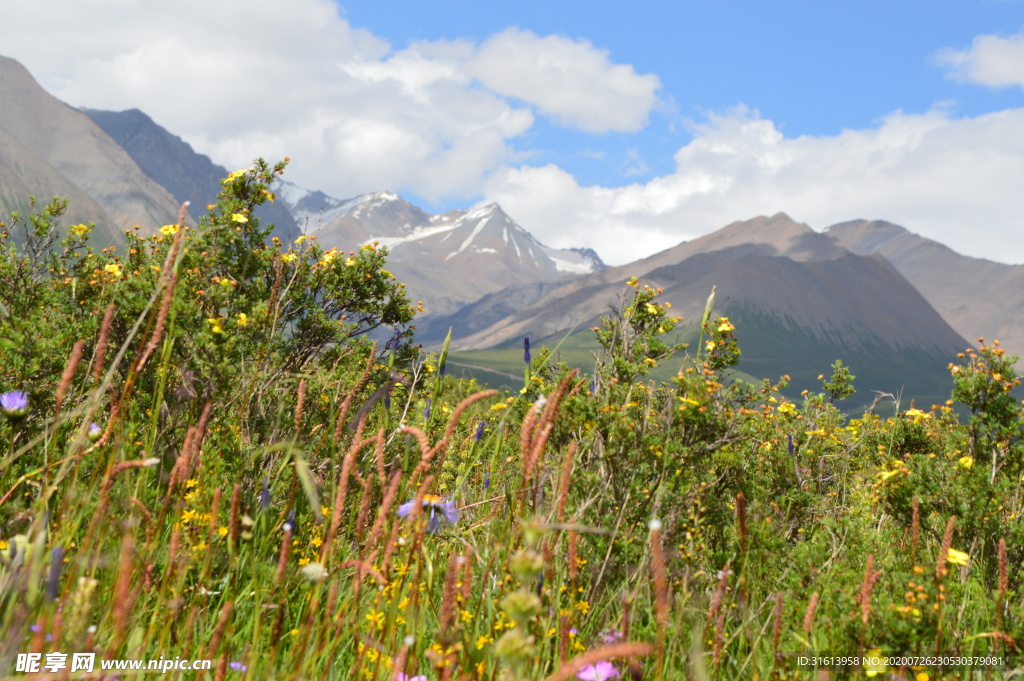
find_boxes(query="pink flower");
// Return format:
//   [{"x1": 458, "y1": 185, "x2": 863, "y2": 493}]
[{"x1": 576, "y1": 661, "x2": 619, "y2": 681}]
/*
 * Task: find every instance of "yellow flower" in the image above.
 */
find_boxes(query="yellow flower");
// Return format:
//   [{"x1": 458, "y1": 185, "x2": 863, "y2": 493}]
[
  {"x1": 645, "y1": 303, "x2": 658, "y2": 314},
  {"x1": 626, "y1": 276, "x2": 638, "y2": 286},
  {"x1": 207, "y1": 317, "x2": 224, "y2": 334},
  {"x1": 103, "y1": 263, "x2": 123, "y2": 279},
  {"x1": 159, "y1": 224, "x2": 179, "y2": 236},
  {"x1": 281, "y1": 252, "x2": 298, "y2": 263},
  {"x1": 218, "y1": 526, "x2": 229, "y2": 537},
  {"x1": 490, "y1": 403, "x2": 508, "y2": 412},
  {"x1": 365, "y1": 611, "x2": 385, "y2": 630},
  {"x1": 946, "y1": 548, "x2": 969, "y2": 566},
  {"x1": 705, "y1": 340, "x2": 716, "y2": 352},
  {"x1": 864, "y1": 650, "x2": 887, "y2": 677},
  {"x1": 717, "y1": 318, "x2": 735, "y2": 333},
  {"x1": 295, "y1": 235, "x2": 309, "y2": 245},
  {"x1": 957, "y1": 456, "x2": 973, "y2": 469},
  {"x1": 905, "y1": 408, "x2": 930, "y2": 424},
  {"x1": 70, "y1": 223, "x2": 92, "y2": 238},
  {"x1": 231, "y1": 213, "x2": 248, "y2": 223},
  {"x1": 236, "y1": 313, "x2": 249, "y2": 327},
  {"x1": 320, "y1": 249, "x2": 339, "y2": 265},
  {"x1": 777, "y1": 403, "x2": 797, "y2": 415}
]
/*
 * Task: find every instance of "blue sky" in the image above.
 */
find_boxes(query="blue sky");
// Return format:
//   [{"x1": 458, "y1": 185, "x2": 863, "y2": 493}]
[
  {"x1": 1, "y1": 0, "x2": 1023, "y2": 264},
  {"x1": 339, "y1": 0, "x2": 1024, "y2": 188}
]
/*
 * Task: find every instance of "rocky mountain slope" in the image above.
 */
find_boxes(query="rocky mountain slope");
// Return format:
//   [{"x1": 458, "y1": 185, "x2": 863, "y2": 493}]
[
  {"x1": 82, "y1": 107, "x2": 300, "y2": 241},
  {"x1": 826, "y1": 219, "x2": 1024, "y2": 360},
  {"x1": 445, "y1": 213, "x2": 968, "y2": 405},
  {"x1": 280, "y1": 185, "x2": 605, "y2": 316},
  {"x1": 0, "y1": 56, "x2": 181, "y2": 241}
]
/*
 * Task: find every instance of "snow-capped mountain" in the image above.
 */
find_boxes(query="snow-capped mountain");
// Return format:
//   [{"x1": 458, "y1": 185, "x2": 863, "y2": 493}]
[{"x1": 278, "y1": 183, "x2": 606, "y2": 316}]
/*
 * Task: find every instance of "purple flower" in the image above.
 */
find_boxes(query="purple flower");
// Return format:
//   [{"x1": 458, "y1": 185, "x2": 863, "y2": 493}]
[
  {"x1": 0, "y1": 390, "x2": 28, "y2": 417},
  {"x1": 423, "y1": 399, "x2": 431, "y2": 420},
  {"x1": 397, "y1": 494, "x2": 459, "y2": 533},
  {"x1": 475, "y1": 421, "x2": 486, "y2": 441},
  {"x1": 387, "y1": 328, "x2": 402, "y2": 351},
  {"x1": 787, "y1": 433, "x2": 794, "y2": 457},
  {"x1": 576, "y1": 661, "x2": 619, "y2": 681},
  {"x1": 599, "y1": 628, "x2": 624, "y2": 644},
  {"x1": 47, "y1": 547, "x2": 64, "y2": 601},
  {"x1": 88, "y1": 422, "x2": 102, "y2": 442},
  {"x1": 523, "y1": 337, "x2": 531, "y2": 364},
  {"x1": 229, "y1": 662, "x2": 247, "y2": 672},
  {"x1": 259, "y1": 477, "x2": 271, "y2": 511},
  {"x1": 395, "y1": 674, "x2": 428, "y2": 681}
]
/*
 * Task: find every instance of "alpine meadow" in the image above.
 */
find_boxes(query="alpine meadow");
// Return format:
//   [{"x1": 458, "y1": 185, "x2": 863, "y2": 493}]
[{"x1": 1, "y1": 159, "x2": 1023, "y2": 681}]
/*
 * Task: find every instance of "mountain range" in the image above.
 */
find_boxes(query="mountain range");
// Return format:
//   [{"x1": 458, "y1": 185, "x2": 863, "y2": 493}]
[{"x1": 2, "y1": 53, "x2": 1018, "y2": 408}]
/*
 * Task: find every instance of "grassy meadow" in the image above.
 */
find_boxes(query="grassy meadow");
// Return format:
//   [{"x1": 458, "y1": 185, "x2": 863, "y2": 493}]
[{"x1": 1, "y1": 162, "x2": 1023, "y2": 680}]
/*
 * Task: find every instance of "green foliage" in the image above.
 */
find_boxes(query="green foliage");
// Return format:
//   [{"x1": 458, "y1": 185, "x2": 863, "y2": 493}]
[{"x1": 1, "y1": 202, "x2": 1022, "y2": 681}]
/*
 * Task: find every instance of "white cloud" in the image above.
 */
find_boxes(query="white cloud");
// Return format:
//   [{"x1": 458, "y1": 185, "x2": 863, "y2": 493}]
[
  {"x1": 0, "y1": 0, "x2": 657, "y2": 201},
  {"x1": 484, "y1": 106, "x2": 1024, "y2": 266},
  {"x1": 468, "y1": 28, "x2": 661, "y2": 133},
  {"x1": 936, "y1": 31, "x2": 1024, "y2": 88}
]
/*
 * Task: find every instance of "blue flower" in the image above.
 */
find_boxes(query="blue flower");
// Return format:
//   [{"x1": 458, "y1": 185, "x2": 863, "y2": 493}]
[
  {"x1": 475, "y1": 420, "x2": 486, "y2": 441},
  {"x1": 229, "y1": 661, "x2": 247, "y2": 672},
  {"x1": 0, "y1": 391, "x2": 28, "y2": 418},
  {"x1": 397, "y1": 494, "x2": 459, "y2": 533},
  {"x1": 523, "y1": 337, "x2": 531, "y2": 364}
]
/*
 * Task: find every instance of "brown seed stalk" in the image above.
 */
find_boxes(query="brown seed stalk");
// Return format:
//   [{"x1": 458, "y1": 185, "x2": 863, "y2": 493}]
[
  {"x1": 803, "y1": 592, "x2": 820, "y2": 635},
  {"x1": 772, "y1": 591, "x2": 785, "y2": 653},
  {"x1": 55, "y1": 340, "x2": 85, "y2": 414},
  {"x1": 935, "y1": 516, "x2": 957, "y2": 581},
  {"x1": 91, "y1": 303, "x2": 116, "y2": 383}
]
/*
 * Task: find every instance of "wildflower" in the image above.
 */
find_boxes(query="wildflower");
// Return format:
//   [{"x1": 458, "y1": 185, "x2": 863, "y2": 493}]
[
  {"x1": 294, "y1": 235, "x2": 308, "y2": 245},
  {"x1": 103, "y1": 263, "x2": 123, "y2": 279},
  {"x1": 397, "y1": 494, "x2": 459, "y2": 533},
  {"x1": 957, "y1": 456, "x2": 973, "y2": 469},
  {"x1": 905, "y1": 408, "x2": 930, "y2": 424},
  {"x1": 281, "y1": 252, "x2": 297, "y2": 263},
  {"x1": 236, "y1": 312, "x2": 249, "y2": 327},
  {"x1": 159, "y1": 224, "x2": 179, "y2": 236},
  {"x1": 259, "y1": 477, "x2": 271, "y2": 511},
  {"x1": 717, "y1": 318, "x2": 735, "y2": 333},
  {"x1": 88, "y1": 422, "x2": 102, "y2": 442},
  {"x1": 424, "y1": 399, "x2": 432, "y2": 420},
  {"x1": 70, "y1": 223, "x2": 92, "y2": 238},
  {"x1": 300, "y1": 562, "x2": 329, "y2": 582},
  {"x1": 523, "y1": 337, "x2": 531, "y2": 364},
  {"x1": 0, "y1": 391, "x2": 28, "y2": 418},
  {"x1": 626, "y1": 276, "x2": 638, "y2": 286},
  {"x1": 577, "y1": 661, "x2": 620, "y2": 680},
  {"x1": 207, "y1": 317, "x2": 224, "y2": 334},
  {"x1": 229, "y1": 662, "x2": 247, "y2": 672},
  {"x1": 47, "y1": 547, "x2": 64, "y2": 601},
  {"x1": 395, "y1": 675, "x2": 428, "y2": 681},
  {"x1": 231, "y1": 213, "x2": 248, "y2": 223},
  {"x1": 475, "y1": 421, "x2": 486, "y2": 441},
  {"x1": 864, "y1": 650, "x2": 888, "y2": 677},
  {"x1": 946, "y1": 548, "x2": 970, "y2": 566}
]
